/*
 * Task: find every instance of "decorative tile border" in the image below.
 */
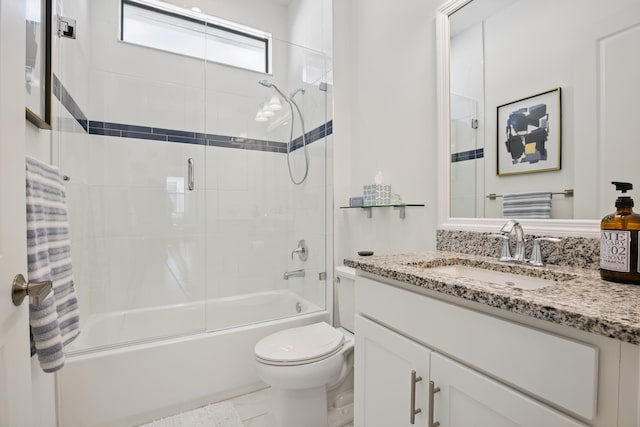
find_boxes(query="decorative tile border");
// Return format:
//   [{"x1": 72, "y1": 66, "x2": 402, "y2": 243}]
[
  {"x1": 53, "y1": 73, "x2": 332, "y2": 153},
  {"x1": 53, "y1": 74, "x2": 88, "y2": 132},
  {"x1": 451, "y1": 148, "x2": 484, "y2": 163}
]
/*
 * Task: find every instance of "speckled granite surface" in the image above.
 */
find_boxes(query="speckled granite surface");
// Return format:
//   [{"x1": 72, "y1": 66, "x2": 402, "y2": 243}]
[
  {"x1": 345, "y1": 252, "x2": 640, "y2": 344},
  {"x1": 436, "y1": 230, "x2": 600, "y2": 270}
]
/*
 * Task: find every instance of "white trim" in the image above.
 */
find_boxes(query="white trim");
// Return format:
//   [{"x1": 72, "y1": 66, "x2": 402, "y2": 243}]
[{"x1": 435, "y1": 0, "x2": 600, "y2": 238}]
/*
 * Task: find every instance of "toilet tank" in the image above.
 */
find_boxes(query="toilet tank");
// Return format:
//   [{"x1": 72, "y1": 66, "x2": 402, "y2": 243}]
[{"x1": 335, "y1": 266, "x2": 356, "y2": 333}]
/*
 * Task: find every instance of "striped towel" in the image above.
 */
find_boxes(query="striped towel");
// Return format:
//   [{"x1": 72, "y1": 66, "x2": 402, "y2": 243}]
[
  {"x1": 26, "y1": 156, "x2": 80, "y2": 373},
  {"x1": 502, "y1": 192, "x2": 552, "y2": 219}
]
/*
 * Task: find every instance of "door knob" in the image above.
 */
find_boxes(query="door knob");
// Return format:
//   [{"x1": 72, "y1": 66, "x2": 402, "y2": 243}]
[{"x1": 11, "y1": 274, "x2": 52, "y2": 306}]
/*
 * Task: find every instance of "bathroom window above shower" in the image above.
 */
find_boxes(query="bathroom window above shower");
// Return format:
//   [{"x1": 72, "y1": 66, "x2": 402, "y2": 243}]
[{"x1": 120, "y1": 0, "x2": 272, "y2": 73}]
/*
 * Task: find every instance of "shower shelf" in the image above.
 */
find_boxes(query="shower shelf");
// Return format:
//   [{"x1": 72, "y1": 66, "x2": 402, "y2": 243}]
[{"x1": 340, "y1": 204, "x2": 425, "y2": 219}]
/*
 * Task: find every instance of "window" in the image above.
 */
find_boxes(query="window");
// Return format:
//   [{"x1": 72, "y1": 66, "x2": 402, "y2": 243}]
[{"x1": 121, "y1": 0, "x2": 272, "y2": 74}]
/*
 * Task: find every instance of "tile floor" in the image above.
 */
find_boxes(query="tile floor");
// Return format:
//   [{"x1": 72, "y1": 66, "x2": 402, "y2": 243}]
[
  {"x1": 224, "y1": 388, "x2": 270, "y2": 426},
  {"x1": 154, "y1": 387, "x2": 354, "y2": 427}
]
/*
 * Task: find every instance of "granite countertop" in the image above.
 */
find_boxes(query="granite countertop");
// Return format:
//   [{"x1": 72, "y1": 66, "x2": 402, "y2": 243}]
[{"x1": 344, "y1": 251, "x2": 640, "y2": 345}]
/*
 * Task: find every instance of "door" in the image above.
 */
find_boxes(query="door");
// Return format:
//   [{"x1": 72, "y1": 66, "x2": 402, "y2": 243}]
[
  {"x1": 430, "y1": 353, "x2": 587, "y2": 427},
  {"x1": 354, "y1": 314, "x2": 431, "y2": 427},
  {"x1": 0, "y1": 0, "x2": 34, "y2": 425}
]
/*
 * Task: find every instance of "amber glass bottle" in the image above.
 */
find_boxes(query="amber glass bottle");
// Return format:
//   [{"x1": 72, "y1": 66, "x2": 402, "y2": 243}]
[{"x1": 600, "y1": 182, "x2": 640, "y2": 285}]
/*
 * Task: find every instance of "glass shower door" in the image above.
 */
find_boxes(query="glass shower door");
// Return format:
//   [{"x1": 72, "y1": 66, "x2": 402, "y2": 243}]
[
  {"x1": 203, "y1": 34, "x2": 329, "y2": 332},
  {"x1": 57, "y1": 0, "x2": 208, "y2": 353}
]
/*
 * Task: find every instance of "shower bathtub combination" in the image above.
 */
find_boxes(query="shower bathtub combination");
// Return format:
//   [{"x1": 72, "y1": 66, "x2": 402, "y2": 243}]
[{"x1": 54, "y1": 0, "x2": 333, "y2": 425}]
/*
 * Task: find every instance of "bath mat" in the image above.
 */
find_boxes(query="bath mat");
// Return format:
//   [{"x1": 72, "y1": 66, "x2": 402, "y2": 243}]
[{"x1": 142, "y1": 402, "x2": 243, "y2": 427}]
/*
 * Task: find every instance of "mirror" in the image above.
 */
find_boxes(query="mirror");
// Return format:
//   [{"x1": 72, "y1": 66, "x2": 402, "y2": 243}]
[{"x1": 437, "y1": 0, "x2": 640, "y2": 236}]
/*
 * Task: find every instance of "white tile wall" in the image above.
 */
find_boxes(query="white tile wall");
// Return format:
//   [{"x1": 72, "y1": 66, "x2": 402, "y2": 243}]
[{"x1": 61, "y1": 0, "x2": 331, "y2": 337}]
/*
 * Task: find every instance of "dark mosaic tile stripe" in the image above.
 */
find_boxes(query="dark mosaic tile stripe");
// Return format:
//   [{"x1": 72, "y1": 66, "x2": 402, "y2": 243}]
[
  {"x1": 54, "y1": 74, "x2": 333, "y2": 154},
  {"x1": 153, "y1": 128, "x2": 196, "y2": 138},
  {"x1": 122, "y1": 131, "x2": 168, "y2": 141},
  {"x1": 168, "y1": 135, "x2": 207, "y2": 145},
  {"x1": 88, "y1": 128, "x2": 121, "y2": 137},
  {"x1": 451, "y1": 148, "x2": 484, "y2": 163},
  {"x1": 105, "y1": 122, "x2": 152, "y2": 133},
  {"x1": 289, "y1": 121, "x2": 332, "y2": 152},
  {"x1": 53, "y1": 74, "x2": 88, "y2": 132}
]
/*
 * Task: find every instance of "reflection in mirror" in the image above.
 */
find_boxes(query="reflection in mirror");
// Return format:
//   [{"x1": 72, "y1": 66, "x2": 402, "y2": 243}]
[{"x1": 446, "y1": 0, "x2": 640, "y2": 222}]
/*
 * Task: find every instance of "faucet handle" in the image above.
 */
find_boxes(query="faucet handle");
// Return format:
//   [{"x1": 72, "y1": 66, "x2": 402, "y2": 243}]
[
  {"x1": 489, "y1": 234, "x2": 513, "y2": 262},
  {"x1": 528, "y1": 237, "x2": 562, "y2": 267},
  {"x1": 291, "y1": 240, "x2": 309, "y2": 261}
]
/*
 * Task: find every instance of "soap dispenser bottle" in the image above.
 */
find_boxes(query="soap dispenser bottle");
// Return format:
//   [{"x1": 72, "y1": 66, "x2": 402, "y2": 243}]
[{"x1": 600, "y1": 181, "x2": 640, "y2": 285}]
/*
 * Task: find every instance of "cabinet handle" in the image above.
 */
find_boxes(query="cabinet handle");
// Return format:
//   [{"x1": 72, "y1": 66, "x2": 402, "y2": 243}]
[
  {"x1": 429, "y1": 380, "x2": 441, "y2": 427},
  {"x1": 410, "y1": 370, "x2": 423, "y2": 424}
]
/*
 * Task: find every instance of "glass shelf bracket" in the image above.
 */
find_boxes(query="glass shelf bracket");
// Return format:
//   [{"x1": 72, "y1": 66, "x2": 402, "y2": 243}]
[{"x1": 339, "y1": 204, "x2": 425, "y2": 219}]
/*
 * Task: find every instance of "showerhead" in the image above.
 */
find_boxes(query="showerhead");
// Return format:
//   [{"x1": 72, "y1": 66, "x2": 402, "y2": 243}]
[
  {"x1": 258, "y1": 80, "x2": 305, "y2": 100},
  {"x1": 258, "y1": 79, "x2": 289, "y2": 103}
]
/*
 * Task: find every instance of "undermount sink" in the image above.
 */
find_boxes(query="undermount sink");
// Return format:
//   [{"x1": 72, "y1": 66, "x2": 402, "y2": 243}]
[{"x1": 424, "y1": 264, "x2": 560, "y2": 291}]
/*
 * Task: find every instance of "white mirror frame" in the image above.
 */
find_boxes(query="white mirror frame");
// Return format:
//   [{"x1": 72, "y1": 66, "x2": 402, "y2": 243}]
[{"x1": 436, "y1": 0, "x2": 599, "y2": 238}]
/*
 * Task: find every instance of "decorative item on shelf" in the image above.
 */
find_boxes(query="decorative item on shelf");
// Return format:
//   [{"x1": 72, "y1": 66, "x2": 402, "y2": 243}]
[
  {"x1": 349, "y1": 196, "x2": 364, "y2": 207},
  {"x1": 363, "y1": 171, "x2": 391, "y2": 206}
]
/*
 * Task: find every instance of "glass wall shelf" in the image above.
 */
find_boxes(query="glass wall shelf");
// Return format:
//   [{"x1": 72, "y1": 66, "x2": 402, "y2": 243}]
[{"x1": 339, "y1": 204, "x2": 425, "y2": 219}]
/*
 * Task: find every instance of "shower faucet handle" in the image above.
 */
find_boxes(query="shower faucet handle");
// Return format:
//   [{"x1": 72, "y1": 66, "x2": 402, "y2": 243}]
[{"x1": 291, "y1": 240, "x2": 309, "y2": 261}]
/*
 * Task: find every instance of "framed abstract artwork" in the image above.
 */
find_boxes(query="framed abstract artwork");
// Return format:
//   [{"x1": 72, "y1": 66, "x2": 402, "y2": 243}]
[{"x1": 497, "y1": 88, "x2": 561, "y2": 176}]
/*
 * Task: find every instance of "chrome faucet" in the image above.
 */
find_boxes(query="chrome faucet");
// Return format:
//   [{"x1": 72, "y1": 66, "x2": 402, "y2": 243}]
[
  {"x1": 492, "y1": 220, "x2": 562, "y2": 266},
  {"x1": 283, "y1": 269, "x2": 305, "y2": 280},
  {"x1": 499, "y1": 219, "x2": 526, "y2": 262}
]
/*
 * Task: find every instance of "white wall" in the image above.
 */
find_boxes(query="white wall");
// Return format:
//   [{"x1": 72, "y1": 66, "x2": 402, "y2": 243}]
[{"x1": 333, "y1": 0, "x2": 441, "y2": 268}]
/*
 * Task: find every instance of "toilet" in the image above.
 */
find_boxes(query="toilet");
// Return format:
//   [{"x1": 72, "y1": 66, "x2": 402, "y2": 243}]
[{"x1": 254, "y1": 266, "x2": 356, "y2": 427}]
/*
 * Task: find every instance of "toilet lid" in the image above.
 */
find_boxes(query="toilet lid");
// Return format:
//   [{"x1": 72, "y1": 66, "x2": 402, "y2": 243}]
[{"x1": 254, "y1": 322, "x2": 345, "y2": 366}]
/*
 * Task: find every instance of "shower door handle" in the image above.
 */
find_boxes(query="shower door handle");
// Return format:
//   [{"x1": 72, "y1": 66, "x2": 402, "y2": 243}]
[{"x1": 187, "y1": 158, "x2": 194, "y2": 191}]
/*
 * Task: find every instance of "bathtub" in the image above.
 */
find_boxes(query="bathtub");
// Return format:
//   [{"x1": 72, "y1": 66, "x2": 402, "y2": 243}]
[{"x1": 57, "y1": 290, "x2": 328, "y2": 427}]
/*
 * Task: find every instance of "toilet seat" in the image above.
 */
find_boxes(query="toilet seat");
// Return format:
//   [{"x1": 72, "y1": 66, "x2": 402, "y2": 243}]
[{"x1": 255, "y1": 322, "x2": 345, "y2": 366}]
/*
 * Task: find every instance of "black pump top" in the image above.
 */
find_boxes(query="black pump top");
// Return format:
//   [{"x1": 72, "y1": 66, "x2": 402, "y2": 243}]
[{"x1": 612, "y1": 181, "x2": 634, "y2": 208}]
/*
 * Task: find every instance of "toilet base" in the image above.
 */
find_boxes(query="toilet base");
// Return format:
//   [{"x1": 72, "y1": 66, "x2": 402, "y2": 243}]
[{"x1": 269, "y1": 385, "x2": 328, "y2": 427}]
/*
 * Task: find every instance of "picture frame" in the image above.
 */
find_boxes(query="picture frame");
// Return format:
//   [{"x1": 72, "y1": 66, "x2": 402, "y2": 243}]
[
  {"x1": 25, "y1": 0, "x2": 52, "y2": 129},
  {"x1": 496, "y1": 88, "x2": 561, "y2": 176}
]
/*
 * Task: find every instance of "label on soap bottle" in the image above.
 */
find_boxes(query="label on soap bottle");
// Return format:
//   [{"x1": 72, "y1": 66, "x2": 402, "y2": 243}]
[{"x1": 600, "y1": 230, "x2": 630, "y2": 272}]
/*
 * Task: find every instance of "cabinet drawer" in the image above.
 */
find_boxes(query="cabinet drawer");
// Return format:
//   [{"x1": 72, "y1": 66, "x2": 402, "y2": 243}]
[{"x1": 356, "y1": 276, "x2": 598, "y2": 420}]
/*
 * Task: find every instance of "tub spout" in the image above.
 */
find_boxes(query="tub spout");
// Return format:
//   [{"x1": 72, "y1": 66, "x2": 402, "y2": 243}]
[{"x1": 283, "y1": 269, "x2": 305, "y2": 280}]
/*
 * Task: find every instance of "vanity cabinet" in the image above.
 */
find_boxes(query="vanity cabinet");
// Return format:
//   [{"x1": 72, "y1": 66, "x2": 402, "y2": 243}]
[
  {"x1": 354, "y1": 275, "x2": 635, "y2": 426},
  {"x1": 355, "y1": 314, "x2": 585, "y2": 427},
  {"x1": 354, "y1": 314, "x2": 431, "y2": 426},
  {"x1": 430, "y1": 352, "x2": 585, "y2": 426}
]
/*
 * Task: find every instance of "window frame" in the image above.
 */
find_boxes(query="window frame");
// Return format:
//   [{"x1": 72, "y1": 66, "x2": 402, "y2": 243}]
[{"x1": 120, "y1": 0, "x2": 271, "y2": 74}]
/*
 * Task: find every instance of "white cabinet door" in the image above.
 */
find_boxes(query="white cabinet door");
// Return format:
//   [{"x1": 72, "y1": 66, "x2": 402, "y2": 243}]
[
  {"x1": 354, "y1": 315, "x2": 431, "y2": 427},
  {"x1": 430, "y1": 353, "x2": 587, "y2": 427}
]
